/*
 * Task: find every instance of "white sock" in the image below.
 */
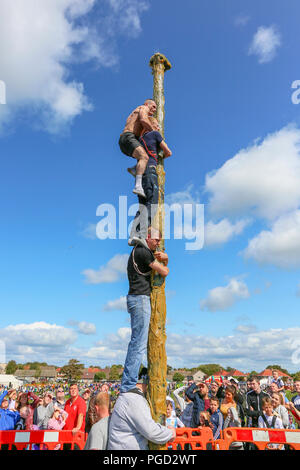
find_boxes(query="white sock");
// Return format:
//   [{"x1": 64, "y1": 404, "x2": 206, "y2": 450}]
[{"x1": 135, "y1": 175, "x2": 142, "y2": 188}]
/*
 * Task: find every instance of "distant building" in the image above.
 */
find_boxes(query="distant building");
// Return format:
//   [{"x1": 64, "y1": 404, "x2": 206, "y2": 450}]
[
  {"x1": 0, "y1": 375, "x2": 23, "y2": 388},
  {"x1": 193, "y1": 370, "x2": 206, "y2": 382},
  {"x1": 15, "y1": 369, "x2": 38, "y2": 382},
  {"x1": 15, "y1": 367, "x2": 57, "y2": 382},
  {"x1": 0, "y1": 363, "x2": 7, "y2": 374},
  {"x1": 81, "y1": 369, "x2": 96, "y2": 383},
  {"x1": 39, "y1": 367, "x2": 57, "y2": 381}
]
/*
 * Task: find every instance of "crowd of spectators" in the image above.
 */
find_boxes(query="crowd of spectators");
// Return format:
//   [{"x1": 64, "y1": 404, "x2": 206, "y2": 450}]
[{"x1": 0, "y1": 368, "x2": 299, "y2": 450}]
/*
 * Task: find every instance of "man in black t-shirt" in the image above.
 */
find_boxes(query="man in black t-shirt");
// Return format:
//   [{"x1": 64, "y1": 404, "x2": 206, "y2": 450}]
[
  {"x1": 121, "y1": 227, "x2": 169, "y2": 393},
  {"x1": 128, "y1": 118, "x2": 172, "y2": 244}
]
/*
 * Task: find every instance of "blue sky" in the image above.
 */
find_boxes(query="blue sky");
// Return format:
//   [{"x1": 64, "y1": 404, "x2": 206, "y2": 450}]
[{"x1": 1, "y1": 0, "x2": 300, "y2": 372}]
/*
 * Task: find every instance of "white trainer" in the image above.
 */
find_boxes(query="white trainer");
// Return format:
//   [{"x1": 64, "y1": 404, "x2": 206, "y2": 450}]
[{"x1": 133, "y1": 187, "x2": 146, "y2": 198}]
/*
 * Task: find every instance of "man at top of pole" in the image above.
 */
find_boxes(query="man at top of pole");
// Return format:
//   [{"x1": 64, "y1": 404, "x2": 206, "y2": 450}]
[
  {"x1": 128, "y1": 115, "x2": 172, "y2": 245},
  {"x1": 119, "y1": 99, "x2": 157, "y2": 198}
]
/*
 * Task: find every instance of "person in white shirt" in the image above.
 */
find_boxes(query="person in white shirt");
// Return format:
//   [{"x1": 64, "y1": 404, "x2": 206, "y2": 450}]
[
  {"x1": 270, "y1": 392, "x2": 290, "y2": 428},
  {"x1": 173, "y1": 385, "x2": 193, "y2": 427},
  {"x1": 258, "y1": 397, "x2": 284, "y2": 450},
  {"x1": 166, "y1": 400, "x2": 184, "y2": 429}
]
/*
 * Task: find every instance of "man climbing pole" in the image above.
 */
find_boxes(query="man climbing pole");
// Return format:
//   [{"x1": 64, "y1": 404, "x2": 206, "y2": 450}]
[
  {"x1": 120, "y1": 227, "x2": 169, "y2": 394},
  {"x1": 119, "y1": 99, "x2": 157, "y2": 198},
  {"x1": 128, "y1": 116, "x2": 172, "y2": 244}
]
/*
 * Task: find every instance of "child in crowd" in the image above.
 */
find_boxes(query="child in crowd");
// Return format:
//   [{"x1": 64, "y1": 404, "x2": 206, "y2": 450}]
[
  {"x1": 47, "y1": 407, "x2": 68, "y2": 450},
  {"x1": 199, "y1": 411, "x2": 212, "y2": 429},
  {"x1": 166, "y1": 400, "x2": 184, "y2": 429},
  {"x1": 223, "y1": 407, "x2": 244, "y2": 450},
  {"x1": 209, "y1": 398, "x2": 223, "y2": 440},
  {"x1": 47, "y1": 407, "x2": 68, "y2": 431},
  {"x1": 15, "y1": 406, "x2": 30, "y2": 430},
  {"x1": 258, "y1": 397, "x2": 284, "y2": 450}
]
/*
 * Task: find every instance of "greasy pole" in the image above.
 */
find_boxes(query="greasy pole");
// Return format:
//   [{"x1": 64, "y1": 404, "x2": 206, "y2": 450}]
[{"x1": 147, "y1": 52, "x2": 171, "y2": 450}]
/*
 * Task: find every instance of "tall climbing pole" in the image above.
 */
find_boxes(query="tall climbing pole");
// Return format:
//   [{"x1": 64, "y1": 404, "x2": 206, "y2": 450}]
[{"x1": 147, "y1": 52, "x2": 171, "y2": 450}]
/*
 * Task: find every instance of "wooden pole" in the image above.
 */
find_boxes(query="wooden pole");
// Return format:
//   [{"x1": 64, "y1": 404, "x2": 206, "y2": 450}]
[{"x1": 147, "y1": 52, "x2": 171, "y2": 450}]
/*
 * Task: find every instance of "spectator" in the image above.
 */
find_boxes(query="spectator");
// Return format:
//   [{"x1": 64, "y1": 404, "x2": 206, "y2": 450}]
[
  {"x1": 108, "y1": 370, "x2": 175, "y2": 450},
  {"x1": 228, "y1": 378, "x2": 245, "y2": 406},
  {"x1": 270, "y1": 370, "x2": 284, "y2": 392},
  {"x1": 47, "y1": 407, "x2": 68, "y2": 430},
  {"x1": 173, "y1": 385, "x2": 193, "y2": 428},
  {"x1": 15, "y1": 406, "x2": 29, "y2": 430},
  {"x1": 53, "y1": 387, "x2": 66, "y2": 410},
  {"x1": 208, "y1": 381, "x2": 219, "y2": 399},
  {"x1": 291, "y1": 380, "x2": 300, "y2": 412},
  {"x1": 165, "y1": 395, "x2": 176, "y2": 417},
  {"x1": 209, "y1": 397, "x2": 223, "y2": 440},
  {"x1": 64, "y1": 383, "x2": 87, "y2": 434},
  {"x1": 47, "y1": 408, "x2": 68, "y2": 450},
  {"x1": 258, "y1": 397, "x2": 284, "y2": 450},
  {"x1": 285, "y1": 401, "x2": 300, "y2": 427},
  {"x1": 245, "y1": 376, "x2": 270, "y2": 428},
  {"x1": 82, "y1": 389, "x2": 91, "y2": 406},
  {"x1": 223, "y1": 407, "x2": 244, "y2": 450},
  {"x1": 185, "y1": 382, "x2": 210, "y2": 428},
  {"x1": 84, "y1": 392, "x2": 110, "y2": 450},
  {"x1": 270, "y1": 392, "x2": 289, "y2": 428},
  {"x1": 219, "y1": 386, "x2": 238, "y2": 421},
  {"x1": 17, "y1": 391, "x2": 39, "y2": 430},
  {"x1": 8, "y1": 390, "x2": 17, "y2": 411},
  {"x1": 100, "y1": 383, "x2": 110, "y2": 394},
  {"x1": 34, "y1": 392, "x2": 54, "y2": 429},
  {"x1": 268, "y1": 381, "x2": 288, "y2": 404},
  {"x1": 165, "y1": 400, "x2": 184, "y2": 429},
  {"x1": 199, "y1": 411, "x2": 211, "y2": 428},
  {"x1": 0, "y1": 390, "x2": 20, "y2": 431},
  {"x1": 85, "y1": 394, "x2": 100, "y2": 434}
]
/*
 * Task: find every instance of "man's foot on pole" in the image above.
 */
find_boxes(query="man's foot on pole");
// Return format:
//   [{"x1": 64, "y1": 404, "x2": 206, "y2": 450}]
[
  {"x1": 128, "y1": 236, "x2": 141, "y2": 246},
  {"x1": 127, "y1": 166, "x2": 136, "y2": 177}
]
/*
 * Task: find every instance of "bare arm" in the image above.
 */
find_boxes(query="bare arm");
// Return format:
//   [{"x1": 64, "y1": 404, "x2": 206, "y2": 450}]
[
  {"x1": 139, "y1": 106, "x2": 154, "y2": 132},
  {"x1": 149, "y1": 260, "x2": 169, "y2": 277},
  {"x1": 154, "y1": 251, "x2": 168, "y2": 265},
  {"x1": 72, "y1": 413, "x2": 84, "y2": 434},
  {"x1": 160, "y1": 140, "x2": 172, "y2": 158}
]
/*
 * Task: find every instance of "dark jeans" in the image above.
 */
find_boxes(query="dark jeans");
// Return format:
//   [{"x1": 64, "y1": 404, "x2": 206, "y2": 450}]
[{"x1": 130, "y1": 166, "x2": 159, "y2": 238}]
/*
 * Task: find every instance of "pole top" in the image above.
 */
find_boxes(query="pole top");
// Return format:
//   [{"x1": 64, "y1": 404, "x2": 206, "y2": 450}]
[{"x1": 149, "y1": 52, "x2": 172, "y2": 71}]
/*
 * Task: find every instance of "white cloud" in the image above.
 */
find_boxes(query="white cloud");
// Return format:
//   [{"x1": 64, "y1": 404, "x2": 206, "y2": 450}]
[
  {"x1": 248, "y1": 25, "x2": 281, "y2": 64},
  {"x1": 82, "y1": 253, "x2": 128, "y2": 284},
  {"x1": 0, "y1": 0, "x2": 148, "y2": 133},
  {"x1": 80, "y1": 223, "x2": 97, "y2": 240},
  {"x1": 108, "y1": 0, "x2": 149, "y2": 38},
  {"x1": 234, "y1": 324, "x2": 257, "y2": 335},
  {"x1": 200, "y1": 277, "x2": 250, "y2": 312},
  {"x1": 244, "y1": 210, "x2": 300, "y2": 268},
  {"x1": 78, "y1": 321, "x2": 96, "y2": 335},
  {"x1": 165, "y1": 184, "x2": 200, "y2": 206},
  {"x1": 205, "y1": 126, "x2": 300, "y2": 221},
  {"x1": 3, "y1": 321, "x2": 300, "y2": 372},
  {"x1": 103, "y1": 296, "x2": 127, "y2": 311},
  {"x1": 234, "y1": 15, "x2": 250, "y2": 27},
  {"x1": 204, "y1": 218, "x2": 251, "y2": 246},
  {"x1": 166, "y1": 327, "x2": 300, "y2": 372},
  {"x1": 85, "y1": 327, "x2": 131, "y2": 361},
  {"x1": 1, "y1": 322, "x2": 77, "y2": 363}
]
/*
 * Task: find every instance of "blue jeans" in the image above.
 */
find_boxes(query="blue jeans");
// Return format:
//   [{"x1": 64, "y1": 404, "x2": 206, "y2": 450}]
[{"x1": 121, "y1": 294, "x2": 151, "y2": 392}]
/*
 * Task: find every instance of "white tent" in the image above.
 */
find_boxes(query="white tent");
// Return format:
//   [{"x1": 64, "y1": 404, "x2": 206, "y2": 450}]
[{"x1": 0, "y1": 375, "x2": 23, "y2": 388}]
